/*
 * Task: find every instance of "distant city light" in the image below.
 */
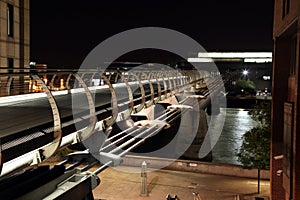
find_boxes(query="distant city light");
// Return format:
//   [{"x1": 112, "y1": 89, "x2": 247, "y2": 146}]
[
  {"x1": 244, "y1": 58, "x2": 272, "y2": 63},
  {"x1": 29, "y1": 61, "x2": 36, "y2": 66},
  {"x1": 198, "y1": 52, "x2": 272, "y2": 58},
  {"x1": 263, "y1": 76, "x2": 271, "y2": 80},
  {"x1": 188, "y1": 52, "x2": 273, "y2": 63},
  {"x1": 243, "y1": 70, "x2": 248, "y2": 75}
]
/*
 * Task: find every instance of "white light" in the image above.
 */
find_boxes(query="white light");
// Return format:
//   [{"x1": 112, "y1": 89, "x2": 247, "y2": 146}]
[
  {"x1": 244, "y1": 58, "x2": 272, "y2": 63},
  {"x1": 198, "y1": 52, "x2": 272, "y2": 58},
  {"x1": 92, "y1": 79, "x2": 100, "y2": 86},
  {"x1": 187, "y1": 58, "x2": 214, "y2": 62},
  {"x1": 52, "y1": 90, "x2": 68, "y2": 96},
  {"x1": 243, "y1": 70, "x2": 248, "y2": 75}
]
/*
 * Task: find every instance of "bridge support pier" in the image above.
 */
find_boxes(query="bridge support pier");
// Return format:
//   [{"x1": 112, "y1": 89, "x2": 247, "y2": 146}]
[
  {"x1": 180, "y1": 108, "x2": 212, "y2": 161},
  {"x1": 175, "y1": 95, "x2": 212, "y2": 161},
  {"x1": 206, "y1": 96, "x2": 221, "y2": 115}
]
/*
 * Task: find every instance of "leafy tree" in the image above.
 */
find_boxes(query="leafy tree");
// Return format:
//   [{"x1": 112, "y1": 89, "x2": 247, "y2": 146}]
[
  {"x1": 237, "y1": 101, "x2": 271, "y2": 194},
  {"x1": 249, "y1": 101, "x2": 271, "y2": 127},
  {"x1": 234, "y1": 79, "x2": 256, "y2": 95}
]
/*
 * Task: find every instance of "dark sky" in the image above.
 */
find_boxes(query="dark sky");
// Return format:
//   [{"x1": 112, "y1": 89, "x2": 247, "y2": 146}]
[{"x1": 30, "y1": 0, "x2": 274, "y2": 68}]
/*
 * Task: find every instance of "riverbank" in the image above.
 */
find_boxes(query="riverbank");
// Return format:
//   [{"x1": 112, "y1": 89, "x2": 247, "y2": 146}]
[{"x1": 122, "y1": 155, "x2": 270, "y2": 180}]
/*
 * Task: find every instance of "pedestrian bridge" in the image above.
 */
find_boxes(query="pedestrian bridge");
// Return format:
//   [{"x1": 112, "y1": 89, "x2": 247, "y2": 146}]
[{"x1": 0, "y1": 67, "x2": 227, "y2": 199}]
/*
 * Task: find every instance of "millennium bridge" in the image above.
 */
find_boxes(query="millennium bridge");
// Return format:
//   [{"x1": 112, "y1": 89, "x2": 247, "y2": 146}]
[{"x1": 0, "y1": 66, "x2": 227, "y2": 199}]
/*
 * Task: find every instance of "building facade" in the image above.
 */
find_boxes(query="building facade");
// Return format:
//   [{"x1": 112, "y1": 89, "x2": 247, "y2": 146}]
[
  {"x1": 272, "y1": 0, "x2": 300, "y2": 199},
  {"x1": 188, "y1": 52, "x2": 273, "y2": 94},
  {"x1": 0, "y1": 0, "x2": 30, "y2": 95}
]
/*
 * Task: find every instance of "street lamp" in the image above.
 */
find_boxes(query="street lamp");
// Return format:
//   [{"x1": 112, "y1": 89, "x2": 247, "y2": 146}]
[{"x1": 243, "y1": 70, "x2": 248, "y2": 76}]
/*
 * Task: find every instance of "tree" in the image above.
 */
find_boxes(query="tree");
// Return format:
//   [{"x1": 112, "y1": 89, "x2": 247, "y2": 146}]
[
  {"x1": 234, "y1": 79, "x2": 256, "y2": 95},
  {"x1": 249, "y1": 101, "x2": 271, "y2": 127},
  {"x1": 237, "y1": 101, "x2": 271, "y2": 194}
]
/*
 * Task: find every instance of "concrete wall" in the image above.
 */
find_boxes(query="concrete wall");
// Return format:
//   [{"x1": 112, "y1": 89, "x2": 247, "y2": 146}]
[{"x1": 122, "y1": 155, "x2": 270, "y2": 180}]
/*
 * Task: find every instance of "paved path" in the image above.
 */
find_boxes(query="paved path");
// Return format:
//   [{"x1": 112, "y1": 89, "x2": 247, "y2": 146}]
[{"x1": 93, "y1": 166, "x2": 270, "y2": 200}]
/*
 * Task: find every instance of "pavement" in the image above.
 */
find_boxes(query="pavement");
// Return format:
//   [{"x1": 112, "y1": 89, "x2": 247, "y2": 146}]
[{"x1": 92, "y1": 166, "x2": 270, "y2": 200}]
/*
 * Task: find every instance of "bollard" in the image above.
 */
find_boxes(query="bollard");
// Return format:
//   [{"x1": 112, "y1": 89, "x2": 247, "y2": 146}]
[{"x1": 140, "y1": 161, "x2": 148, "y2": 196}]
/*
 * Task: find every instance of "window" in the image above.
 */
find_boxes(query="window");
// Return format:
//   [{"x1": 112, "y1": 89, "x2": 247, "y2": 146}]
[
  {"x1": 282, "y1": 0, "x2": 286, "y2": 19},
  {"x1": 7, "y1": 4, "x2": 14, "y2": 37},
  {"x1": 282, "y1": 0, "x2": 290, "y2": 19},
  {"x1": 286, "y1": 0, "x2": 290, "y2": 14},
  {"x1": 290, "y1": 35, "x2": 297, "y2": 75},
  {"x1": 8, "y1": 58, "x2": 14, "y2": 73}
]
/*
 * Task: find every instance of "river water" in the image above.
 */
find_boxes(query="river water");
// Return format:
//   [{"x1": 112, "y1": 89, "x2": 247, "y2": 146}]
[{"x1": 209, "y1": 108, "x2": 258, "y2": 165}]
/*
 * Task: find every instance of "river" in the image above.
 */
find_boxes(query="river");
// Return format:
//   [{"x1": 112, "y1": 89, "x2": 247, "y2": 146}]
[{"x1": 209, "y1": 108, "x2": 258, "y2": 165}]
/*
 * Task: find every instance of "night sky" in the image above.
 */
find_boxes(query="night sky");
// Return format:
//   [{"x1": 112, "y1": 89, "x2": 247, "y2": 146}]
[{"x1": 30, "y1": 0, "x2": 274, "y2": 68}]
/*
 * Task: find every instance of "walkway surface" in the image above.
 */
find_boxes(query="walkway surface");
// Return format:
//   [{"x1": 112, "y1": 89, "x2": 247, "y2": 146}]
[{"x1": 92, "y1": 166, "x2": 270, "y2": 200}]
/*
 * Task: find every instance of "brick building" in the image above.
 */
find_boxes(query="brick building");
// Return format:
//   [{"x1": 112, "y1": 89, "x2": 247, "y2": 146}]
[
  {"x1": 272, "y1": 0, "x2": 300, "y2": 199},
  {"x1": 0, "y1": 0, "x2": 30, "y2": 95}
]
